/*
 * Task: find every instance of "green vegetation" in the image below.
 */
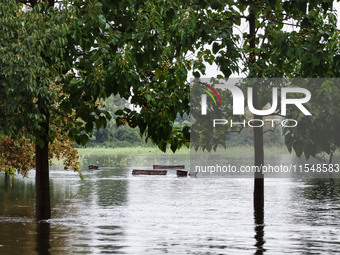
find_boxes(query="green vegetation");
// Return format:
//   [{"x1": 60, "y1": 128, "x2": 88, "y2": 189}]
[
  {"x1": 187, "y1": 0, "x2": 340, "y2": 209},
  {"x1": 0, "y1": 0, "x2": 202, "y2": 220},
  {"x1": 86, "y1": 96, "x2": 146, "y2": 148},
  {"x1": 78, "y1": 147, "x2": 190, "y2": 156},
  {"x1": 85, "y1": 95, "x2": 190, "y2": 148},
  {"x1": 77, "y1": 145, "x2": 305, "y2": 157},
  {"x1": 78, "y1": 146, "x2": 292, "y2": 157},
  {"x1": 1, "y1": 0, "x2": 340, "y2": 222}
]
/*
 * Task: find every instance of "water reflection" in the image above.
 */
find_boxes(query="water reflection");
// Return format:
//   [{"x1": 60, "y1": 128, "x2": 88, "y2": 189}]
[
  {"x1": 254, "y1": 204, "x2": 265, "y2": 255},
  {"x1": 79, "y1": 154, "x2": 132, "y2": 170},
  {"x1": 96, "y1": 179, "x2": 128, "y2": 207},
  {"x1": 4, "y1": 173, "x2": 9, "y2": 190},
  {"x1": 36, "y1": 222, "x2": 51, "y2": 255},
  {"x1": 253, "y1": 176, "x2": 265, "y2": 254},
  {"x1": 1, "y1": 154, "x2": 340, "y2": 254},
  {"x1": 302, "y1": 178, "x2": 340, "y2": 201}
]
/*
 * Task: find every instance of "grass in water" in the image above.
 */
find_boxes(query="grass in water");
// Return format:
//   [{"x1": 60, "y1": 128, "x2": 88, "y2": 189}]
[
  {"x1": 78, "y1": 146, "x2": 292, "y2": 156},
  {"x1": 78, "y1": 147, "x2": 190, "y2": 155}
]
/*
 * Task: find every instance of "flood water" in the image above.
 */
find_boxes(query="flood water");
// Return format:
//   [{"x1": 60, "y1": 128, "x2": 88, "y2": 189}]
[{"x1": 1, "y1": 153, "x2": 340, "y2": 254}]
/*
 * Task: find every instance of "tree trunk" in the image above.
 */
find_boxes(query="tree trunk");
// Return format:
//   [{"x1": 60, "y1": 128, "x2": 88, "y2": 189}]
[
  {"x1": 249, "y1": 11, "x2": 264, "y2": 208},
  {"x1": 35, "y1": 109, "x2": 51, "y2": 221},
  {"x1": 253, "y1": 113, "x2": 264, "y2": 209},
  {"x1": 11, "y1": 174, "x2": 14, "y2": 189},
  {"x1": 27, "y1": 0, "x2": 54, "y2": 221},
  {"x1": 249, "y1": 11, "x2": 265, "y2": 252},
  {"x1": 329, "y1": 152, "x2": 333, "y2": 165},
  {"x1": 4, "y1": 171, "x2": 9, "y2": 189}
]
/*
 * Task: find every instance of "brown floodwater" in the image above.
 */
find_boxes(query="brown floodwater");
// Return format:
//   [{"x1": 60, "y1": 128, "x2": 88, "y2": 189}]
[{"x1": 1, "y1": 153, "x2": 340, "y2": 254}]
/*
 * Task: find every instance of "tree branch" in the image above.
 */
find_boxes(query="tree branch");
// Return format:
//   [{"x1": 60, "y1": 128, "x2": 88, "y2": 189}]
[
  {"x1": 214, "y1": 15, "x2": 248, "y2": 22},
  {"x1": 262, "y1": 121, "x2": 281, "y2": 134}
]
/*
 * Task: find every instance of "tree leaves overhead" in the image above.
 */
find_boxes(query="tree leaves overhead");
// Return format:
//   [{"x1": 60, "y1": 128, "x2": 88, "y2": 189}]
[
  {"x1": 0, "y1": 1, "x2": 109, "y2": 143},
  {"x1": 1, "y1": 0, "x2": 340, "y2": 158},
  {"x1": 74, "y1": 0, "x2": 212, "y2": 151},
  {"x1": 284, "y1": 79, "x2": 340, "y2": 159},
  {"x1": 186, "y1": 0, "x2": 340, "y2": 159}
]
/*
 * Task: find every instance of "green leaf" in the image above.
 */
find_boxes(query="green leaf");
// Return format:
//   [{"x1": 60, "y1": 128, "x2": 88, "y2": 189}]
[{"x1": 212, "y1": 42, "x2": 220, "y2": 54}]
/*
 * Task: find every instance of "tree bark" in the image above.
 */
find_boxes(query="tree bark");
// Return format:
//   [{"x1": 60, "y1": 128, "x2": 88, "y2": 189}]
[
  {"x1": 329, "y1": 152, "x2": 333, "y2": 165},
  {"x1": 35, "y1": 108, "x2": 51, "y2": 221},
  {"x1": 4, "y1": 171, "x2": 9, "y2": 190},
  {"x1": 11, "y1": 174, "x2": 14, "y2": 189},
  {"x1": 249, "y1": 11, "x2": 264, "y2": 209}
]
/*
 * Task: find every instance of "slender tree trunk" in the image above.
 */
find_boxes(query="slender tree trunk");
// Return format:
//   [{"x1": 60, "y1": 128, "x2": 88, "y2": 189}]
[
  {"x1": 253, "y1": 111, "x2": 264, "y2": 208},
  {"x1": 249, "y1": 11, "x2": 264, "y2": 208},
  {"x1": 4, "y1": 171, "x2": 9, "y2": 189},
  {"x1": 249, "y1": 11, "x2": 265, "y2": 253},
  {"x1": 35, "y1": 108, "x2": 51, "y2": 221},
  {"x1": 11, "y1": 174, "x2": 14, "y2": 189},
  {"x1": 329, "y1": 152, "x2": 333, "y2": 165}
]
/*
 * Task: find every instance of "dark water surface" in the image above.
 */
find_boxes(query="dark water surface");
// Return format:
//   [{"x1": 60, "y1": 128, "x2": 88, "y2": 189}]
[{"x1": 1, "y1": 153, "x2": 340, "y2": 254}]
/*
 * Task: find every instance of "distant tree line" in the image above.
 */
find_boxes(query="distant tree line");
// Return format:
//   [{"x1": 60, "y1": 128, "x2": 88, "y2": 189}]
[
  {"x1": 85, "y1": 96, "x2": 146, "y2": 148},
  {"x1": 86, "y1": 96, "x2": 192, "y2": 148}
]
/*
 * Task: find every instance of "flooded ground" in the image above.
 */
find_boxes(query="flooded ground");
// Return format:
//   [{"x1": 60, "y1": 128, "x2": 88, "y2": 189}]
[{"x1": 1, "y1": 153, "x2": 340, "y2": 254}]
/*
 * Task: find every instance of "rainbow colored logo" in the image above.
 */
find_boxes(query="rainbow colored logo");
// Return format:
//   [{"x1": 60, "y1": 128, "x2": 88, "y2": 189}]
[{"x1": 198, "y1": 82, "x2": 223, "y2": 106}]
